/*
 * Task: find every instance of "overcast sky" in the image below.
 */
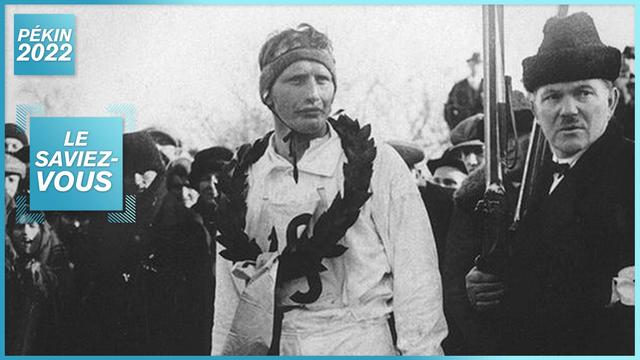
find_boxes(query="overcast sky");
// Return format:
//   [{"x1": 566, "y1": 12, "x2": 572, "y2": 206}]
[{"x1": 5, "y1": 5, "x2": 634, "y2": 150}]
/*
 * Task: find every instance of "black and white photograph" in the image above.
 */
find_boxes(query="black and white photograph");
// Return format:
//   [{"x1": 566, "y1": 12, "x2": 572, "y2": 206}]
[{"x1": 3, "y1": 4, "x2": 634, "y2": 356}]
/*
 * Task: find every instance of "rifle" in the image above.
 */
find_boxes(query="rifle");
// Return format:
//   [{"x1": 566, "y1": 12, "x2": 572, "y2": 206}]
[
  {"x1": 474, "y1": 5, "x2": 510, "y2": 275},
  {"x1": 476, "y1": 5, "x2": 554, "y2": 273}
]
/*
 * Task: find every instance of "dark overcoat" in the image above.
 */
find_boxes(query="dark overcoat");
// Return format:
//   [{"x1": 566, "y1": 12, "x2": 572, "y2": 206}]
[
  {"x1": 443, "y1": 122, "x2": 634, "y2": 355},
  {"x1": 444, "y1": 79, "x2": 483, "y2": 129},
  {"x1": 505, "y1": 122, "x2": 634, "y2": 355}
]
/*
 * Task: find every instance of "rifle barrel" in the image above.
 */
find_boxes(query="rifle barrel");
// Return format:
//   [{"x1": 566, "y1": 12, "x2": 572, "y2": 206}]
[
  {"x1": 483, "y1": 5, "x2": 506, "y2": 188},
  {"x1": 477, "y1": 5, "x2": 510, "y2": 275}
]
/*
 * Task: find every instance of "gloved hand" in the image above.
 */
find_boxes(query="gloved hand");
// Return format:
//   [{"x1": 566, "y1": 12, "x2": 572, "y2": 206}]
[{"x1": 465, "y1": 266, "x2": 504, "y2": 311}]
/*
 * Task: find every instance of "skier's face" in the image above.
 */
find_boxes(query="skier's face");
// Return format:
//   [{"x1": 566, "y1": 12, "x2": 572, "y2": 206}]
[{"x1": 268, "y1": 60, "x2": 334, "y2": 137}]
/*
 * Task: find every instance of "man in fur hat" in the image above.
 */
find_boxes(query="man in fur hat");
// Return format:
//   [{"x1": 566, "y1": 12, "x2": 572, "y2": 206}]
[
  {"x1": 212, "y1": 24, "x2": 446, "y2": 355},
  {"x1": 447, "y1": 12, "x2": 633, "y2": 355}
]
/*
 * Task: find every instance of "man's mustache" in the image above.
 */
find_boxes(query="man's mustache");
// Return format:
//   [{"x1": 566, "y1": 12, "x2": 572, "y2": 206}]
[{"x1": 559, "y1": 116, "x2": 585, "y2": 129}]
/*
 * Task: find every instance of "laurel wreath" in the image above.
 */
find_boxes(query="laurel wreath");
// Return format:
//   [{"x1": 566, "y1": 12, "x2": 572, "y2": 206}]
[{"x1": 214, "y1": 114, "x2": 376, "y2": 287}]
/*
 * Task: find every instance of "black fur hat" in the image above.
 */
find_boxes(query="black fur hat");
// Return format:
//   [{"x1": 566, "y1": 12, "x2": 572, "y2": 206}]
[{"x1": 522, "y1": 12, "x2": 621, "y2": 92}]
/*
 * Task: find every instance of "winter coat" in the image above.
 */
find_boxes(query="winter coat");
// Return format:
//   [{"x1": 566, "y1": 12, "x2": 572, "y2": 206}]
[
  {"x1": 505, "y1": 122, "x2": 634, "y2": 355},
  {"x1": 143, "y1": 190, "x2": 214, "y2": 355},
  {"x1": 444, "y1": 79, "x2": 483, "y2": 129},
  {"x1": 443, "y1": 122, "x2": 634, "y2": 355},
  {"x1": 77, "y1": 176, "x2": 168, "y2": 354}
]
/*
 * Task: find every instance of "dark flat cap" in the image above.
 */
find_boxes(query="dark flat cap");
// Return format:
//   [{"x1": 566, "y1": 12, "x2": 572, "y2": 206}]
[{"x1": 427, "y1": 148, "x2": 468, "y2": 175}]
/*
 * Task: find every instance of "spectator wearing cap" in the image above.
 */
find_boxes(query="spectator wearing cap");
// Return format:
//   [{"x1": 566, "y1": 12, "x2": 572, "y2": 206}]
[
  {"x1": 449, "y1": 89, "x2": 535, "y2": 177},
  {"x1": 189, "y1": 146, "x2": 233, "y2": 239},
  {"x1": 213, "y1": 23, "x2": 446, "y2": 355},
  {"x1": 444, "y1": 52, "x2": 484, "y2": 129},
  {"x1": 445, "y1": 12, "x2": 633, "y2": 355},
  {"x1": 449, "y1": 114, "x2": 485, "y2": 173},
  {"x1": 427, "y1": 149, "x2": 468, "y2": 190},
  {"x1": 6, "y1": 123, "x2": 28, "y2": 155}
]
